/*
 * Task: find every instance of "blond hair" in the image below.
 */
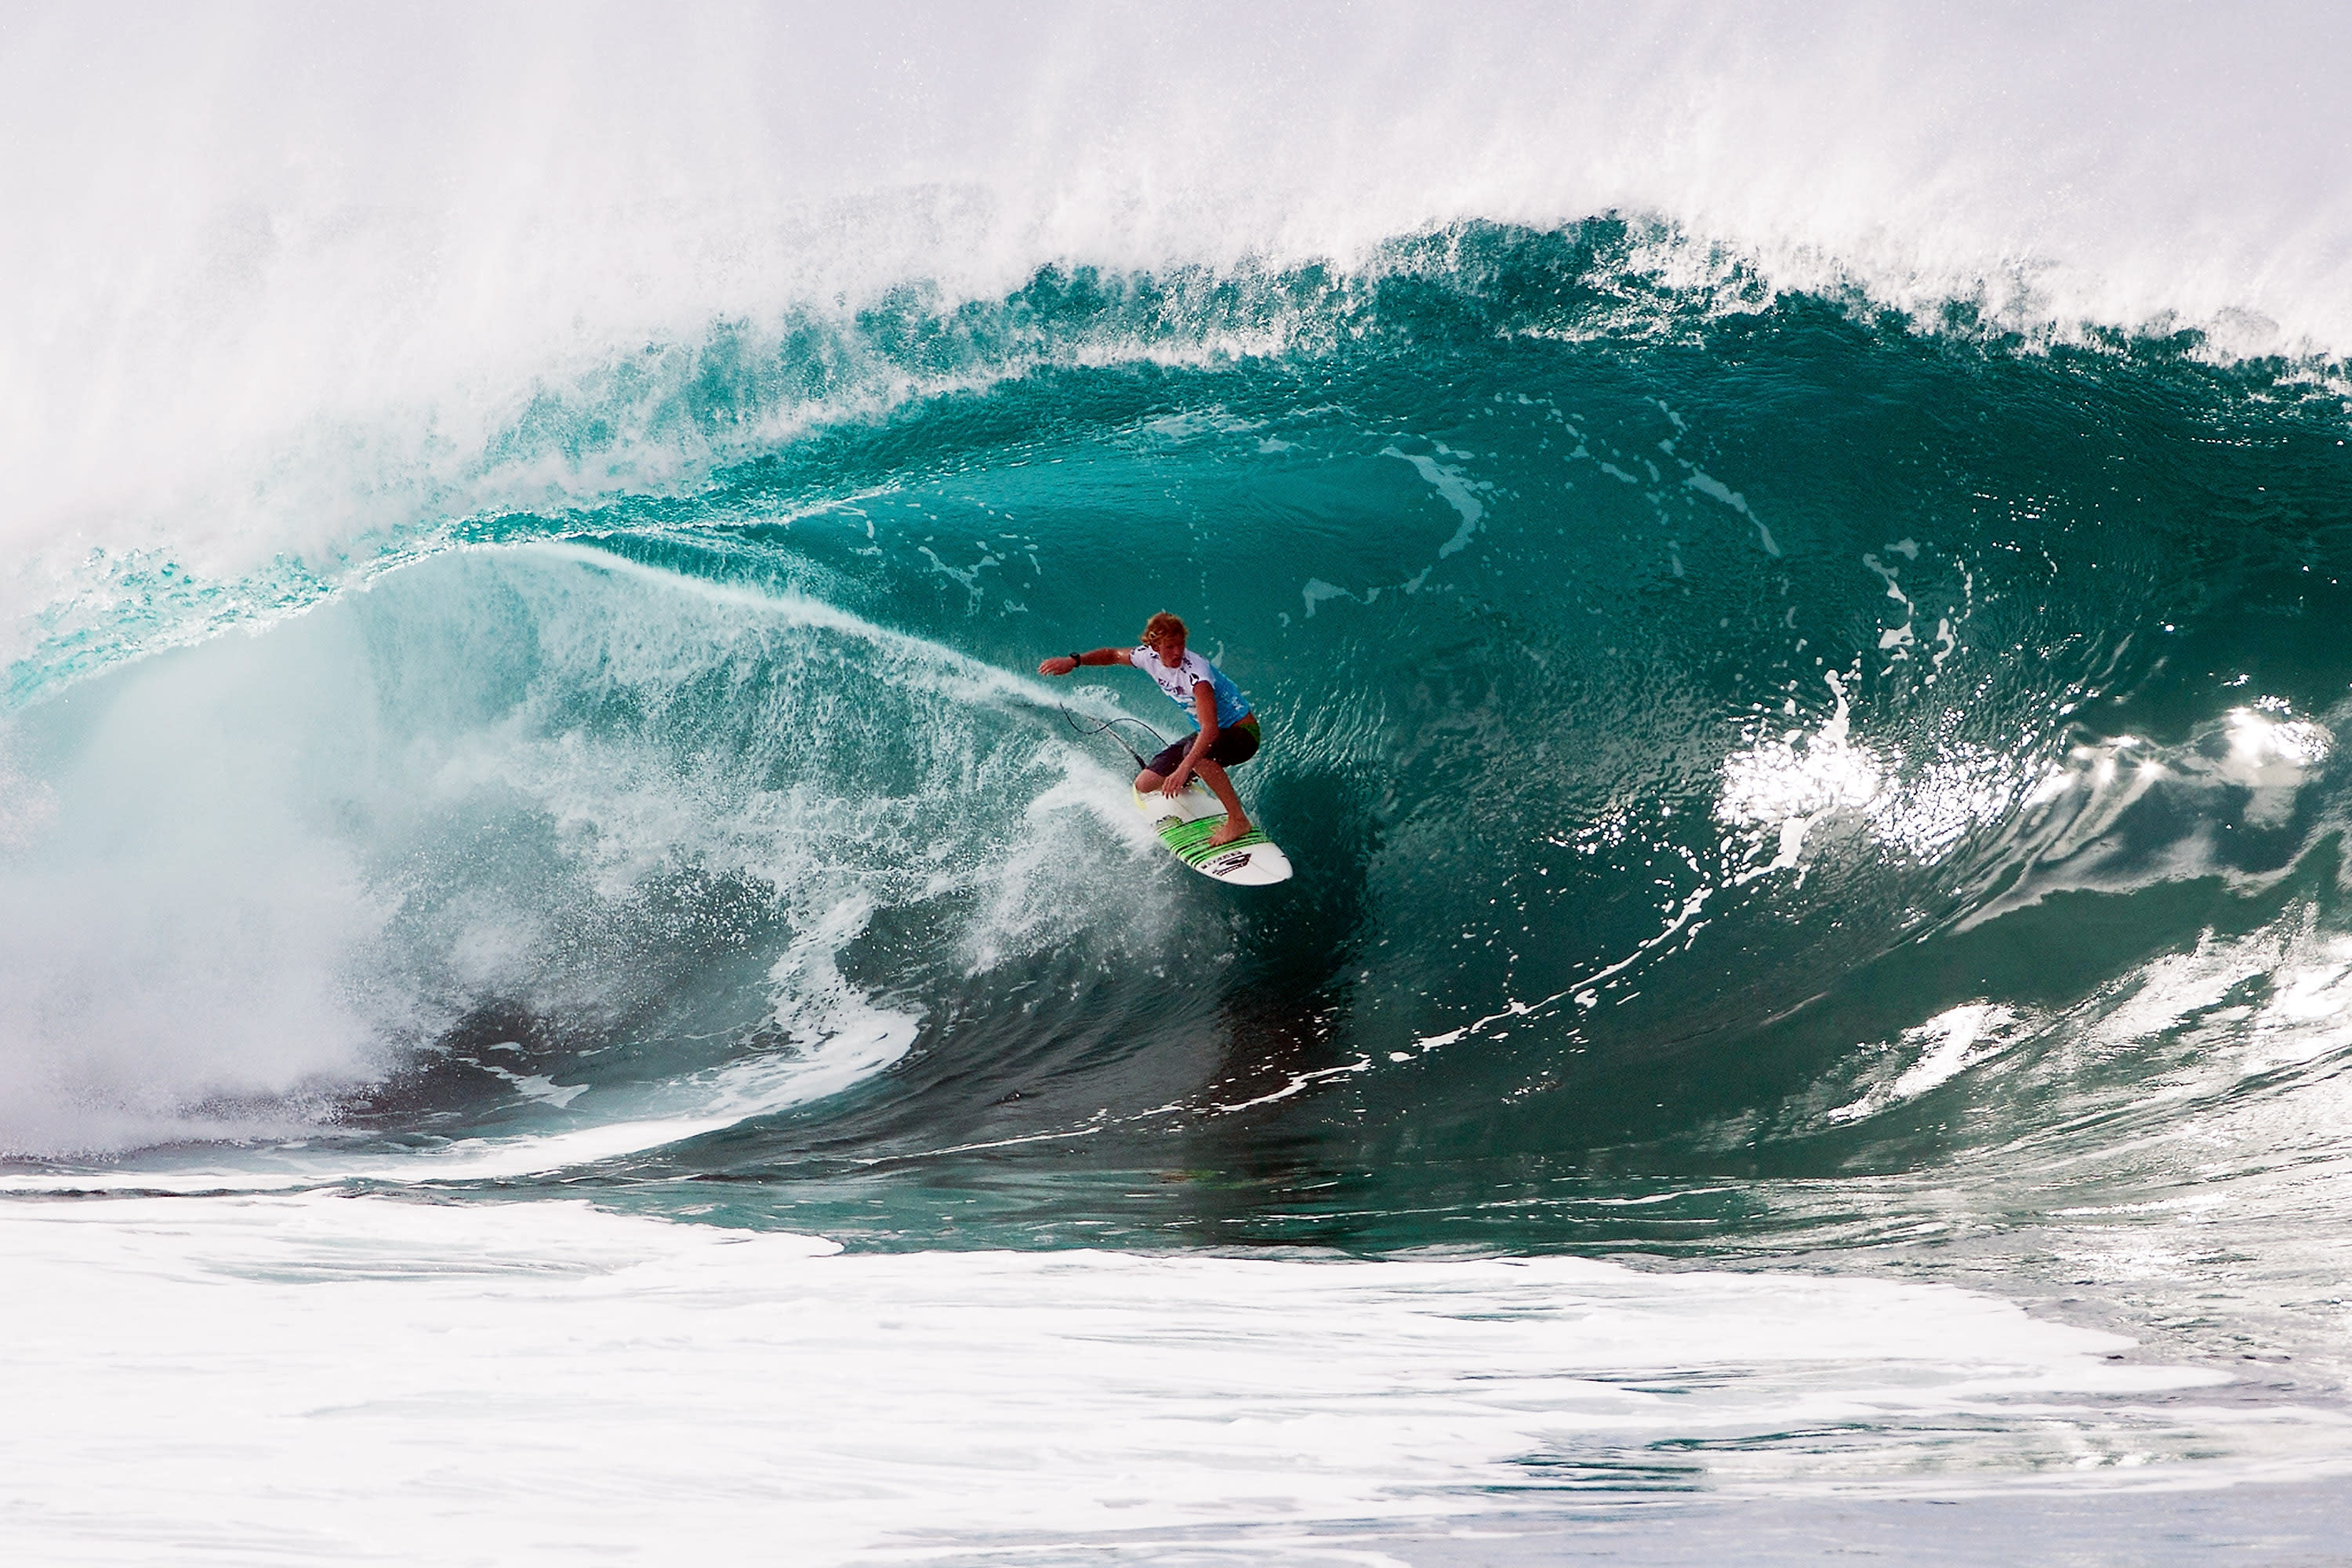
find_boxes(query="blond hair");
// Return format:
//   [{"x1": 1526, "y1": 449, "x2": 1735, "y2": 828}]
[{"x1": 1141, "y1": 612, "x2": 1188, "y2": 644}]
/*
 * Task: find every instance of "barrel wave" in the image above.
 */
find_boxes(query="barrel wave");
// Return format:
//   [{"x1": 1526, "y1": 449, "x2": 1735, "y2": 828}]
[
  {"x1": 10, "y1": 223, "x2": 2352, "y2": 1268},
  {"x1": 8, "y1": 9, "x2": 2352, "y2": 1548}
]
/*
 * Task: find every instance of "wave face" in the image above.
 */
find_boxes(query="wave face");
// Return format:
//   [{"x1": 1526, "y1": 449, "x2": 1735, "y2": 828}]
[
  {"x1": 8, "y1": 15, "x2": 2352, "y2": 1513},
  {"x1": 9, "y1": 216, "x2": 2352, "y2": 1236}
]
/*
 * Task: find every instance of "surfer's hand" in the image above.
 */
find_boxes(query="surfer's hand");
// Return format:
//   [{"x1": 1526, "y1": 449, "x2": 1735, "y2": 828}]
[
  {"x1": 1038, "y1": 655, "x2": 1077, "y2": 676},
  {"x1": 1161, "y1": 767, "x2": 1190, "y2": 797}
]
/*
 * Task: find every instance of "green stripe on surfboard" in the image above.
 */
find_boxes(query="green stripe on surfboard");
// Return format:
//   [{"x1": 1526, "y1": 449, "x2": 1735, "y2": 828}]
[{"x1": 1154, "y1": 815, "x2": 1273, "y2": 867}]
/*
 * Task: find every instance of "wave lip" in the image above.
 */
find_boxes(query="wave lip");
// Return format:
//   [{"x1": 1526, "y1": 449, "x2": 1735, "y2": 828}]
[{"x1": 13, "y1": 5, "x2": 2352, "y2": 661}]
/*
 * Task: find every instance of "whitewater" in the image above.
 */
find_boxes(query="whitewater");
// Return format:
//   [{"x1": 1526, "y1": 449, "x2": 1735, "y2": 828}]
[{"x1": 6, "y1": 2, "x2": 2352, "y2": 1561}]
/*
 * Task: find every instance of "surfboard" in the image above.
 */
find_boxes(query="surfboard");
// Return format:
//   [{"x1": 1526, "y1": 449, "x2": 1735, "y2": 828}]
[{"x1": 1133, "y1": 780, "x2": 1294, "y2": 885}]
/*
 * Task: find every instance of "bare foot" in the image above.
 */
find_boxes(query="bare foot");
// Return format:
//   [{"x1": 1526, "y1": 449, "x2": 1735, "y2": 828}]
[{"x1": 1207, "y1": 818, "x2": 1252, "y2": 848}]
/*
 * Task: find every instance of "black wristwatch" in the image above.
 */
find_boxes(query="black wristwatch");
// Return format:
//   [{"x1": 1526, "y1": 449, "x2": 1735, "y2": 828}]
[{"x1": 1069, "y1": 651, "x2": 1083, "y2": 668}]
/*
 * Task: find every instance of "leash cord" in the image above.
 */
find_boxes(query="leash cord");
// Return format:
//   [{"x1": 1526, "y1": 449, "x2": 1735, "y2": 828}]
[{"x1": 1057, "y1": 704, "x2": 1165, "y2": 770}]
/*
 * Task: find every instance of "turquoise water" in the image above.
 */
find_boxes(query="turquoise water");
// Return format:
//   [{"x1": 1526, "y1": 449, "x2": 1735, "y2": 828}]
[
  {"x1": 7, "y1": 15, "x2": 2352, "y2": 1539},
  {"x1": 23, "y1": 9, "x2": 2352, "y2": 1561},
  {"x1": 12, "y1": 224, "x2": 2352, "y2": 1278}
]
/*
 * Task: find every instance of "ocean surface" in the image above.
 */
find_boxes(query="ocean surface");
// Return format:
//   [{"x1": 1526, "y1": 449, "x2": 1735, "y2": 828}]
[{"x1": 6, "y1": 5, "x2": 2352, "y2": 1561}]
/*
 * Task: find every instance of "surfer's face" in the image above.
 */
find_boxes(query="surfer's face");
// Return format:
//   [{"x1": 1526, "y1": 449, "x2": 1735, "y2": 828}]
[{"x1": 1148, "y1": 632, "x2": 1185, "y2": 666}]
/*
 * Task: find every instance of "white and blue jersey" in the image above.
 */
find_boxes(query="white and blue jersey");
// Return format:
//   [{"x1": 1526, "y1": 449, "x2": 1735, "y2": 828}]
[{"x1": 1131, "y1": 646, "x2": 1250, "y2": 729}]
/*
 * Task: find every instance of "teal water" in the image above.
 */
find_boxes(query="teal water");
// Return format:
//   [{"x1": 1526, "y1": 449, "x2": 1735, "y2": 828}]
[
  {"x1": 8, "y1": 223, "x2": 2352, "y2": 1379},
  {"x1": 15, "y1": 6, "x2": 2352, "y2": 1550}
]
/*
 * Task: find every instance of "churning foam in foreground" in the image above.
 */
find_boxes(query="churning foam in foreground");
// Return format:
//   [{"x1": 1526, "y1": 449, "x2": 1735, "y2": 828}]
[
  {"x1": 6, "y1": 2, "x2": 2352, "y2": 619},
  {"x1": 9, "y1": 1192, "x2": 2347, "y2": 1565}
]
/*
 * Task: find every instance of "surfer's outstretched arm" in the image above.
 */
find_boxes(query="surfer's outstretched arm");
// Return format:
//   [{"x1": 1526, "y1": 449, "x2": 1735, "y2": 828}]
[{"x1": 1039, "y1": 648, "x2": 1113, "y2": 676}]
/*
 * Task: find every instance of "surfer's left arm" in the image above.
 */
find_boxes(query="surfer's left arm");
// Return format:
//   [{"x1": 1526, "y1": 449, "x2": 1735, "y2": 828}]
[{"x1": 1039, "y1": 649, "x2": 1111, "y2": 676}]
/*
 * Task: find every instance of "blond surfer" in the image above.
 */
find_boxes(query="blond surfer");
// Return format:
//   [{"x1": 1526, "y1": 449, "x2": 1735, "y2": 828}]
[{"x1": 1040, "y1": 612, "x2": 1263, "y2": 848}]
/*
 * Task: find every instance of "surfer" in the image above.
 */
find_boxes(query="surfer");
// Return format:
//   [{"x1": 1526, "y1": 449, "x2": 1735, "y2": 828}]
[{"x1": 1040, "y1": 613, "x2": 1262, "y2": 848}]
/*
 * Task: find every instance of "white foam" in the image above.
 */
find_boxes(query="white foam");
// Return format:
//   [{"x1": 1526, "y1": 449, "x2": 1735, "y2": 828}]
[
  {"x1": 1960, "y1": 702, "x2": 2339, "y2": 926},
  {"x1": 2220, "y1": 706, "x2": 2333, "y2": 828},
  {"x1": 5, "y1": 1192, "x2": 2323, "y2": 1564},
  {"x1": 1718, "y1": 670, "x2": 1886, "y2": 871},
  {"x1": 1381, "y1": 445, "x2": 1489, "y2": 557},
  {"x1": 0, "y1": 544, "x2": 1121, "y2": 1160},
  {"x1": 1685, "y1": 470, "x2": 1780, "y2": 557},
  {"x1": 1829, "y1": 1002, "x2": 2032, "y2": 1123}
]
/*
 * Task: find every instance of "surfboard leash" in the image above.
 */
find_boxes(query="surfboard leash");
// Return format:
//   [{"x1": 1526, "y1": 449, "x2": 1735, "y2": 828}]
[{"x1": 1056, "y1": 703, "x2": 1165, "y2": 771}]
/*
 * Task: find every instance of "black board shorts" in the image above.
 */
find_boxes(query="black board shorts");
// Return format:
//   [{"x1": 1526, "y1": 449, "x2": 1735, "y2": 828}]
[{"x1": 1146, "y1": 713, "x2": 1260, "y2": 777}]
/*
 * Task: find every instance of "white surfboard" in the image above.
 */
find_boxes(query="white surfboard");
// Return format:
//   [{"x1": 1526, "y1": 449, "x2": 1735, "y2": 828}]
[{"x1": 1133, "y1": 780, "x2": 1294, "y2": 886}]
